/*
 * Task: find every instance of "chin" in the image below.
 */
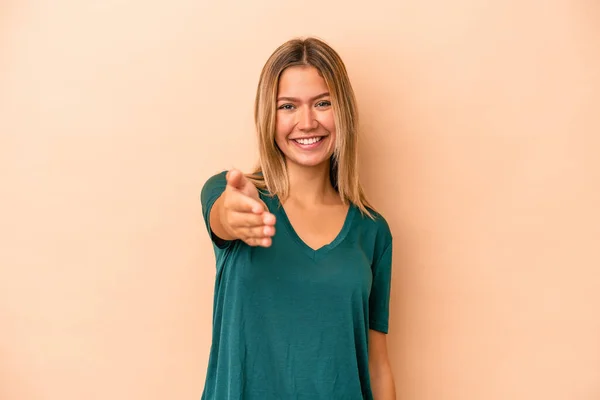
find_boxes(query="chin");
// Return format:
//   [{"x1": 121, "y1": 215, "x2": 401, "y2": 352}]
[{"x1": 290, "y1": 156, "x2": 332, "y2": 169}]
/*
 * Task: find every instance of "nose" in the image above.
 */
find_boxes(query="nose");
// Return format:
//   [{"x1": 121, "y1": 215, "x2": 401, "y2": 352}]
[{"x1": 297, "y1": 105, "x2": 318, "y2": 131}]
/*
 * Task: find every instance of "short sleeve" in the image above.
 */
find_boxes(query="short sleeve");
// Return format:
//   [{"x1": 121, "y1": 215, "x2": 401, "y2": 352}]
[
  {"x1": 369, "y1": 236, "x2": 393, "y2": 334},
  {"x1": 200, "y1": 170, "x2": 232, "y2": 249}
]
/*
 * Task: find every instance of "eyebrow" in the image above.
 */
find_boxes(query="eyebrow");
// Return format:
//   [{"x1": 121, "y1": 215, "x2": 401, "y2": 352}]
[{"x1": 276, "y1": 92, "x2": 330, "y2": 102}]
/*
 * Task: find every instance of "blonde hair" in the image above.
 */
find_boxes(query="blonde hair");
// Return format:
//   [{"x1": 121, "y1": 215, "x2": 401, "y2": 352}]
[{"x1": 247, "y1": 37, "x2": 376, "y2": 218}]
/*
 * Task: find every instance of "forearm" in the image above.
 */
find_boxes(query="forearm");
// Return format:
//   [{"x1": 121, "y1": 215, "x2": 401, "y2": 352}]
[{"x1": 370, "y1": 363, "x2": 396, "y2": 400}]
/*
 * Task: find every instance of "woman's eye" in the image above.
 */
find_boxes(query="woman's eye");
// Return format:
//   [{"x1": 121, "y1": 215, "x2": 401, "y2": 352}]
[
  {"x1": 278, "y1": 104, "x2": 294, "y2": 110},
  {"x1": 316, "y1": 101, "x2": 331, "y2": 107}
]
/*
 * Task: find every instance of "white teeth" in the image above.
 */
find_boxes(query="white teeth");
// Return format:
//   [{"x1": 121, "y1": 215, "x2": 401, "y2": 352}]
[{"x1": 295, "y1": 137, "x2": 322, "y2": 145}]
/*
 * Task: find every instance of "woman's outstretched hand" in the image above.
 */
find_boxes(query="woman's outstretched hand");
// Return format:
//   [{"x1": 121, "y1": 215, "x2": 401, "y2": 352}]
[{"x1": 216, "y1": 169, "x2": 276, "y2": 247}]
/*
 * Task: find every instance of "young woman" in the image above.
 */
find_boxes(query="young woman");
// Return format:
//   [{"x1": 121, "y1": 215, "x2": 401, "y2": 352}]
[{"x1": 200, "y1": 37, "x2": 396, "y2": 400}]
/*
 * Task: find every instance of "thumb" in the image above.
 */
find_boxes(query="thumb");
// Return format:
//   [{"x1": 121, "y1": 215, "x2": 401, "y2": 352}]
[
  {"x1": 226, "y1": 169, "x2": 247, "y2": 190},
  {"x1": 226, "y1": 169, "x2": 262, "y2": 202}
]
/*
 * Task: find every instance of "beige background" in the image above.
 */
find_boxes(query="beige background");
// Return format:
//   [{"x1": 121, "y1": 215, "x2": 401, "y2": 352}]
[{"x1": 1, "y1": 1, "x2": 599, "y2": 399}]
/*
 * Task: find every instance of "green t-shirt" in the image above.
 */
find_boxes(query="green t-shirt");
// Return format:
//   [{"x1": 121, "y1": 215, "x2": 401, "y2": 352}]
[{"x1": 200, "y1": 171, "x2": 393, "y2": 400}]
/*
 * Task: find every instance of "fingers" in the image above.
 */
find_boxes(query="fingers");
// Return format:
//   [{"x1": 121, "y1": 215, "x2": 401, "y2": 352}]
[
  {"x1": 222, "y1": 193, "x2": 276, "y2": 247},
  {"x1": 230, "y1": 211, "x2": 275, "y2": 235},
  {"x1": 234, "y1": 210, "x2": 275, "y2": 227},
  {"x1": 230, "y1": 216, "x2": 276, "y2": 248},
  {"x1": 224, "y1": 187, "x2": 265, "y2": 214},
  {"x1": 240, "y1": 224, "x2": 275, "y2": 241},
  {"x1": 245, "y1": 237, "x2": 272, "y2": 247},
  {"x1": 226, "y1": 169, "x2": 263, "y2": 203},
  {"x1": 226, "y1": 169, "x2": 247, "y2": 190}
]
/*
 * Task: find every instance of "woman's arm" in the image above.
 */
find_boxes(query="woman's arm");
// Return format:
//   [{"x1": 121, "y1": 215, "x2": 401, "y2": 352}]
[{"x1": 369, "y1": 329, "x2": 396, "y2": 400}]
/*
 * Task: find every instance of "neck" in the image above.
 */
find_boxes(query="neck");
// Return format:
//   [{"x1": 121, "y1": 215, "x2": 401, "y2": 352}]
[{"x1": 285, "y1": 160, "x2": 338, "y2": 206}]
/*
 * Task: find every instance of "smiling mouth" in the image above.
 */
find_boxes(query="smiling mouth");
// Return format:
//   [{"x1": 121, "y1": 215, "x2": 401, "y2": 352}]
[{"x1": 291, "y1": 136, "x2": 324, "y2": 145}]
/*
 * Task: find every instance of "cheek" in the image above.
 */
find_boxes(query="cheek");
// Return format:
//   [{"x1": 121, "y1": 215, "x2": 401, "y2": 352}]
[
  {"x1": 320, "y1": 112, "x2": 336, "y2": 134},
  {"x1": 318, "y1": 109, "x2": 335, "y2": 133},
  {"x1": 275, "y1": 115, "x2": 295, "y2": 139}
]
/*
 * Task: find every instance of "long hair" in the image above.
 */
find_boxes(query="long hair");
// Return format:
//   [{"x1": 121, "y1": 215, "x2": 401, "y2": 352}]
[{"x1": 247, "y1": 37, "x2": 375, "y2": 218}]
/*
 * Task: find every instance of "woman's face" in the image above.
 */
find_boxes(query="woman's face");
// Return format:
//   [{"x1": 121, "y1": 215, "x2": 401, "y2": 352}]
[{"x1": 275, "y1": 65, "x2": 336, "y2": 169}]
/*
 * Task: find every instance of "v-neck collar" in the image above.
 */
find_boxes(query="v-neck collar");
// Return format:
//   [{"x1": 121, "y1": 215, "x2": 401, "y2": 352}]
[{"x1": 271, "y1": 195, "x2": 356, "y2": 261}]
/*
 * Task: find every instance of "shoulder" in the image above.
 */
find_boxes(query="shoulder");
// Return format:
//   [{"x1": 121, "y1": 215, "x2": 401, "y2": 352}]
[
  {"x1": 203, "y1": 170, "x2": 228, "y2": 187},
  {"x1": 354, "y1": 205, "x2": 393, "y2": 246},
  {"x1": 200, "y1": 170, "x2": 228, "y2": 204},
  {"x1": 200, "y1": 170, "x2": 269, "y2": 203}
]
